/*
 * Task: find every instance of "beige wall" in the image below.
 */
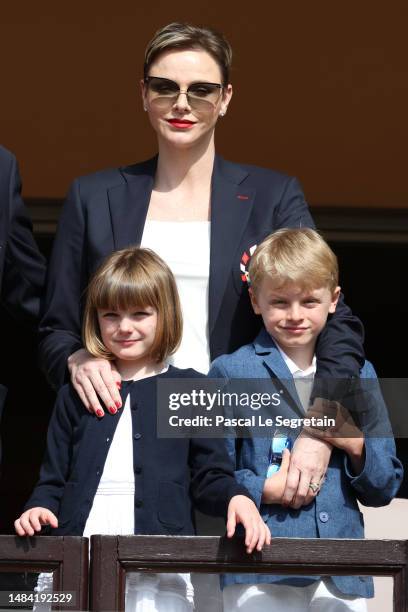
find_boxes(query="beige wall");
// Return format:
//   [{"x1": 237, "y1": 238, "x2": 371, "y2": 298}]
[{"x1": 1, "y1": 1, "x2": 407, "y2": 207}]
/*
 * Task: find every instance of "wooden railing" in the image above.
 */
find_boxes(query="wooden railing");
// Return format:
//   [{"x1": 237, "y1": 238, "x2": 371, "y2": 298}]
[
  {"x1": 1, "y1": 535, "x2": 408, "y2": 611},
  {"x1": 90, "y1": 536, "x2": 408, "y2": 612},
  {"x1": 0, "y1": 536, "x2": 88, "y2": 610}
]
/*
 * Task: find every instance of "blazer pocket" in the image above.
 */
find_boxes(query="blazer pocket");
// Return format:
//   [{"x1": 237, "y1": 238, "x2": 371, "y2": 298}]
[{"x1": 157, "y1": 481, "x2": 188, "y2": 531}]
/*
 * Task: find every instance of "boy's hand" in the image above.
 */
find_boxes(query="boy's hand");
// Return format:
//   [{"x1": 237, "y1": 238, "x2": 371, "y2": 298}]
[
  {"x1": 226, "y1": 495, "x2": 271, "y2": 553},
  {"x1": 262, "y1": 449, "x2": 291, "y2": 504},
  {"x1": 14, "y1": 508, "x2": 58, "y2": 536},
  {"x1": 282, "y1": 432, "x2": 332, "y2": 509}
]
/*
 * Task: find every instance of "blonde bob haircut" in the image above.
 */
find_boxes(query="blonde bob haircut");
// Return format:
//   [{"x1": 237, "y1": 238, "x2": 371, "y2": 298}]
[
  {"x1": 248, "y1": 228, "x2": 339, "y2": 295},
  {"x1": 83, "y1": 247, "x2": 182, "y2": 363},
  {"x1": 144, "y1": 22, "x2": 232, "y2": 86}
]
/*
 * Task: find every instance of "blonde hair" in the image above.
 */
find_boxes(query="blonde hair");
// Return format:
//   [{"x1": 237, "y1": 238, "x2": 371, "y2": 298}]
[
  {"x1": 83, "y1": 247, "x2": 182, "y2": 363},
  {"x1": 248, "y1": 228, "x2": 339, "y2": 294},
  {"x1": 144, "y1": 22, "x2": 232, "y2": 85}
]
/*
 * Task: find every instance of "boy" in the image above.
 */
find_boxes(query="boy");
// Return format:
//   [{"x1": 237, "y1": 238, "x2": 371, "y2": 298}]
[{"x1": 209, "y1": 228, "x2": 402, "y2": 611}]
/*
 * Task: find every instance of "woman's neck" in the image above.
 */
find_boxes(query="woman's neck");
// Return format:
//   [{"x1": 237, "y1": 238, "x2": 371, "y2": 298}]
[
  {"x1": 115, "y1": 358, "x2": 166, "y2": 381},
  {"x1": 155, "y1": 137, "x2": 215, "y2": 192}
]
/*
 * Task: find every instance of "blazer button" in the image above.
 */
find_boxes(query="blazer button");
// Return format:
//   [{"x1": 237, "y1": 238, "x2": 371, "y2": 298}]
[
  {"x1": 134, "y1": 433, "x2": 142, "y2": 440},
  {"x1": 135, "y1": 466, "x2": 142, "y2": 474},
  {"x1": 135, "y1": 500, "x2": 143, "y2": 508},
  {"x1": 319, "y1": 511, "x2": 329, "y2": 523}
]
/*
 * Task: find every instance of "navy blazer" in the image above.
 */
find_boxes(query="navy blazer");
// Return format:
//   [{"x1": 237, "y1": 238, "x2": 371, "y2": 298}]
[
  {"x1": 38, "y1": 156, "x2": 364, "y2": 389},
  {"x1": 24, "y1": 366, "x2": 251, "y2": 536},
  {"x1": 209, "y1": 329, "x2": 403, "y2": 598},
  {"x1": 0, "y1": 146, "x2": 46, "y2": 418}
]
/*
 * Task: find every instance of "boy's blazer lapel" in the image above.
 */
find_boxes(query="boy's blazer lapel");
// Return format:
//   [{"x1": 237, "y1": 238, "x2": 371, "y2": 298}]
[
  {"x1": 253, "y1": 329, "x2": 305, "y2": 418},
  {"x1": 209, "y1": 157, "x2": 256, "y2": 334}
]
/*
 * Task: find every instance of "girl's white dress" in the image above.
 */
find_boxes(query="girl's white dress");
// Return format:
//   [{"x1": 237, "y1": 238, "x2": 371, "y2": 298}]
[{"x1": 34, "y1": 387, "x2": 193, "y2": 612}]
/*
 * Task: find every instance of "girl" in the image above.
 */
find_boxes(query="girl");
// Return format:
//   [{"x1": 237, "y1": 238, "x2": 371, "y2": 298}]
[{"x1": 15, "y1": 247, "x2": 270, "y2": 611}]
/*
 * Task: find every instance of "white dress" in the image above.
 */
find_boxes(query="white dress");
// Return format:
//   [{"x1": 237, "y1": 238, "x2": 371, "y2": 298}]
[
  {"x1": 141, "y1": 220, "x2": 211, "y2": 374},
  {"x1": 34, "y1": 386, "x2": 194, "y2": 612}
]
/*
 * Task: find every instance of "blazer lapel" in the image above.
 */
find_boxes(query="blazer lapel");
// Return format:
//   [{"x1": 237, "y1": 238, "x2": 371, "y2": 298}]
[
  {"x1": 254, "y1": 329, "x2": 304, "y2": 418},
  {"x1": 209, "y1": 156, "x2": 256, "y2": 335},
  {"x1": 107, "y1": 157, "x2": 157, "y2": 250}
]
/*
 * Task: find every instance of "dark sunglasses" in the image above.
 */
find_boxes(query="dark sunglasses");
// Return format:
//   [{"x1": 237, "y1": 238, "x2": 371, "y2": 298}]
[{"x1": 144, "y1": 76, "x2": 223, "y2": 110}]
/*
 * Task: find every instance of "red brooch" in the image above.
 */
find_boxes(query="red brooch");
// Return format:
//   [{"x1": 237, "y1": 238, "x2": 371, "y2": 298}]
[{"x1": 240, "y1": 245, "x2": 257, "y2": 283}]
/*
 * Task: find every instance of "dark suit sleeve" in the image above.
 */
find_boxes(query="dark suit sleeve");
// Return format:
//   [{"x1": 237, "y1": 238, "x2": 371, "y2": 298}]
[
  {"x1": 189, "y1": 436, "x2": 253, "y2": 517},
  {"x1": 343, "y1": 363, "x2": 403, "y2": 505},
  {"x1": 38, "y1": 179, "x2": 86, "y2": 389},
  {"x1": 274, "y1": 176, "x2": 365, "y2": 381},
  {"x1": 24, "y1": 387, "x2": 76, "y2": 515},
  {"x1": 1, "y1": 153, "x2": 46, "y2": 326}
]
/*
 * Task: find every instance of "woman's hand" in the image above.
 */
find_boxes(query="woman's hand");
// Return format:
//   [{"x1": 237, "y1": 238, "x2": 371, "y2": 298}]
[
  {"x1": 15, "y1": 508, "x2": 58, "y2": 536},
  {"x1": 67, "y1": 348, "x2": 122, "y2": 416},
  {"x1": 303, "y1": 399, "x2": 366, "y2": 475},
  {"x1": 262, "y1": 449, "x2": 291, "y2": 504},
  {"x1": 226, "y1": 495, "x2": 271, "y2": 553},
  {"x1": 281, "y1": 431, "x2": 332, "y2": 509}
]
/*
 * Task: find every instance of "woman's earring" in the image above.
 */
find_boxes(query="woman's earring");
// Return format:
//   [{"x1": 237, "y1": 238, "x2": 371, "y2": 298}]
[
  {"x1": 219, "y1": 111, "x2": 226, "y2": 117},
  {"x1": 143, "y1": 106, "x2": 148, "y2": 111}
]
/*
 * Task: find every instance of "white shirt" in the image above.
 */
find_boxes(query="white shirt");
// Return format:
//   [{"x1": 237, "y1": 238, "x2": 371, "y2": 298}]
[
  {"x1": 276, "y1": 345, "x2": 316, "y2": 412},
  {"x1": 141, "y1": 220, "x2": 211, "y2": 373}
]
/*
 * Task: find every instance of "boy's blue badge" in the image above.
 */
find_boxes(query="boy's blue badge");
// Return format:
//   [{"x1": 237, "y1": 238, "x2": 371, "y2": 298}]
[{"x1": 266, "y1": 430, "x2": 292, "y2": 477}]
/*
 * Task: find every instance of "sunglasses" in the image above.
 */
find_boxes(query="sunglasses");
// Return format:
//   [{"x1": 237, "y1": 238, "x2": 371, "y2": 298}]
[{"x1": 144, "y1": 76, "x2": 223, "y2": 111}]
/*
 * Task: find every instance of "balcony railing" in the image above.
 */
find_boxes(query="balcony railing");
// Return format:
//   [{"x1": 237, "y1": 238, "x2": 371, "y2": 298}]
[{"x1": 1, "y1": 535, "x2": 407, "y2": 611}]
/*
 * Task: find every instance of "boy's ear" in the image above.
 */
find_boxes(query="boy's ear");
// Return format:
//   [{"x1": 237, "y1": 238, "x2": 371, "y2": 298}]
[
  {"x1": 249, "y1": 287, "x2": 261, "y2": 315},
  {"x1": 329, "y1": 286, "x2": 341, "y2": 314}
]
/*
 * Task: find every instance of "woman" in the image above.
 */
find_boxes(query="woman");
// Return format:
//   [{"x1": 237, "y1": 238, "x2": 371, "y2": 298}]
[{"x1": 39, "y1": 22, "x2": 364, "y2": 509}]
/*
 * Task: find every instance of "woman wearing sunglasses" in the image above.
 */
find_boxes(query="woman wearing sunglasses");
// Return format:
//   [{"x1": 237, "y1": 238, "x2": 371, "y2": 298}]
[{"x1": 39, "y1": 22, "x2": 365, "y2": 513}]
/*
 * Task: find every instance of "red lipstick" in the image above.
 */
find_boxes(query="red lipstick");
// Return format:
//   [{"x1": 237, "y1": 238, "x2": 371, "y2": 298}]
[{"x1": 167, "y1": 119, "x2": 195, "y2": 129}]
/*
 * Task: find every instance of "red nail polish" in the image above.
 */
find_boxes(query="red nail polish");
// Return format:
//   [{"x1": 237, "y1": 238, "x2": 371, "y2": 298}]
[
  {"x1": 115, "y1": 401, "x2": 122, "y2": 409},
  {"x1": 116, "y1": 382, "x2": 122, "y2": 389},
  {"x1": 96, "y1": 409, "x2": 104, "y2": 417},
  {"x1": 109, "y1": 406, "x2": 117, "y2": 414}
]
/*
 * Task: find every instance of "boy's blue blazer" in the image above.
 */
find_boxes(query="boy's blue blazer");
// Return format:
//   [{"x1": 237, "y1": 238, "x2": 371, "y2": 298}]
[
  {"x1": 38, "y1": 156, "x2": 364, "y2": 389},
  {"x1": 209, "y1": 328, "x2": 403, "y2": 598}
]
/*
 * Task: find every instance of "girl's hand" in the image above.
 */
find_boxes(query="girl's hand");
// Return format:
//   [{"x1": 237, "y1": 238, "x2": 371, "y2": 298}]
[
  {"x1": 67, "y1": 348, "x2": 122, "y2": 416},
  {"x1": 262, "y1": 449, "x2": 291, "y2": 504},
  {"x1": 226, "y1": 495, "x2": 271, "y2": 553},
  {"x1": 14, "y1": 508, "x2": 58, "y2": 536}
]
